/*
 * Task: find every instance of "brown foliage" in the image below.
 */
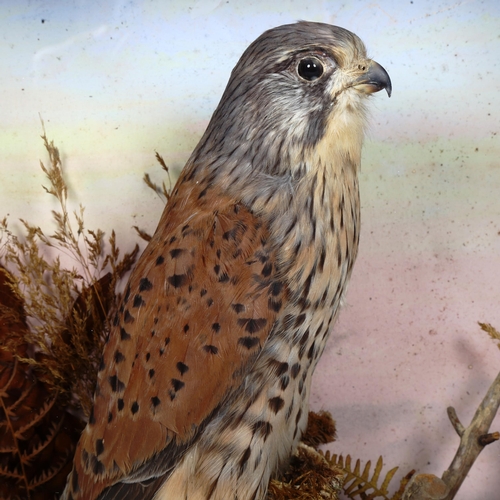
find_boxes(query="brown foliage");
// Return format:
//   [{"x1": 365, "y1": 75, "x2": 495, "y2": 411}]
[{"x1": 0, "y1": 265, "x2": 85, "y2": 499}]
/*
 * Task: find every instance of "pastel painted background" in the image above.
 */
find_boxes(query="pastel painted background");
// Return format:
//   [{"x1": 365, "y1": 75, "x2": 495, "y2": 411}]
[{"x1": 2, "y1": 0, "x2": 499, "y2": 498}]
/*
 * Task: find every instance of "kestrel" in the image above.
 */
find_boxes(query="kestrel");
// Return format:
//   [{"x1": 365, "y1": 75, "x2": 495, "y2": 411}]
[{"x1": 62, "y1": 21, "x2": 391, "y2": 500}]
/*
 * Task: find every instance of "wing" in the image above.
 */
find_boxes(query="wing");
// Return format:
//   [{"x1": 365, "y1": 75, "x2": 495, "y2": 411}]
[{"x1": 69, "y1": 184, "x2": 285, "y2": 499}]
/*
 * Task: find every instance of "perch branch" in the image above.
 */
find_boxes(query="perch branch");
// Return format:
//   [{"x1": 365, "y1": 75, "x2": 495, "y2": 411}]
[
  {"x1": 403, "y1": 369, "x2": 500, "y2": 500},
  {"x1": 440, "y1": 369, "x2": 500, "y2": 499}
]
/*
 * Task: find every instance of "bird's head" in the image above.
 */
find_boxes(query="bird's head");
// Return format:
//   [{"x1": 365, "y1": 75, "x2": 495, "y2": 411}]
[{"x1": 189, "y1": 21, "x2": 391, "y2": 192}]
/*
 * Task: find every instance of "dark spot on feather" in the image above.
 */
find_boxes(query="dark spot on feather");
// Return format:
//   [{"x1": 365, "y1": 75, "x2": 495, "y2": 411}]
[
  {"x1": 302, "y1": 271, "x2": 314, "y2": 299},
  {"x1": 155, "y1": 255, "x2": 164, "y2": 265},
  {"x1": 82, "y1": 449, "x2": 89, "y2": 467},
  {"x1": 114, "y1": 350, "x2": 125, "y2": 364},
  {"x1": 238, "y1": 336, "x2": 260, "y2": 349},
  {"x1": 239, "y1": 446, "x2": 251, "y2": 470},
  {"x1": 268, "y1": 396, "x2": 285, "y2": 414},
  {"x1": 268, "y1": 297, "x2": 282, "y2": 312},
  {"x1": 151, "y1": 329, "x2": 156, "y2": 337},
  {"x1": 123, "y1": 309, "x2": 134, "y2": 324},
  {"x1": 256, "y1": 250, "x2": 268, "y2": 263},
  {"x1": 200, "y1": 288, "x2": 207, "y2": 297},
  {"x1": 213, "y1": 264, "x2": 220, "y2": 274},
  {"x1": 120, "y1": 327, "x2": 131, "y2": 341},
  {"x1": 89, "y1": 407, "x2": 95, "y2": 425},
  {"x1": 146, "y1": 352, "x2": 151, "y2": 362},
  {"x1": 176, "y1": 361, "x2": 189, "y2": 375},
  {"x1": 212, "y1": 323, "x2": 221, "y2": 333},
  {"x1": 133, "y1": 294, "x2": 145, "y2": 308},
  {"x1": 109, "y1": 375, "x2": 125, "y2": 393},
  {"x1": 216, "y1": 249, "x2": 221, "y2": 258},
  {"x1": 95, "y1": 439, "x2": 104, "y2": 456},
  {"x1": 112, "y1": 314, "x2": 119, "y2": 326},
  {"x1": 307, "y1": 341, "x2": 316, "y2": 360},
  {"x1": 117, "y1": 398, "x2": 124, "y2": 411},
  {"x1": 299, "y1": 329, "x2": 310, "y2": 347},
  {"x1": 124, "y1": 286, "x2": 131, "y2": 303},
  {"x1": 280, "y1": 375, "x2": 290, "y2": 390},
  {"x1": 91, "y1": 455, "x2": 105, "y2": 476},
  {"x1": 218, "y1": 272, "x2": 230, "y2": 283},
  {"x1": 151, "y1": 396, "x2": 161, "y2": 408},
  {"x1": 131, "y1": 401, "x2": 139, "y2": 414},
  {"x1": 237, "y1": 317, "x2": 267, "y2": 334},
  {"x1": 252, "y1": 420, "x2": 273, "y2": 440},
  {"x1": 198, "y1": 187, "x2": 208, "y2": 199},
  {"x1": 183, "y1": 324, "x2": 190, "y2": 333},
  {"x1": 295, "y1": 408, "x2": 303, "y2": 426},
  {"x1": 277, "y1": 362, "x2": 289, "y2": 376},
  {"x1": 206, "y1": 298, "x2": 214, "y2": 307},
  {"x1": 139, "y1": 277, "x2": 153, "y2": 291},
  {"x1": 261, "y1": 262, "x2": 273, "y2": 277},
  {"x1": 108, "y1": 412, "x2": 113, "y2": 423},
  {"x1": 318, "y1": 247, "x2": 326, "y2": 272},
  {"x1": 98, "y1": 358, "x2": 105, "y2": 372},
  {"x1": 169, "y1": 248, "x2": 186, "y2": 259},
  {"x1": 149, "y1": 368, "x2": 155, "y2": 379},
  {"x1": 232, "y1": 303, "x2": 245, "y2": 313},
  {"x1": 291, "y1": 363, "x2": 301, "y2": 379},
  {"x1": 223, "y1": 227, "x2": 238, "y2": 240},
  {"x1": 171, "y1": 378, "x2": 185, "y2": 392},
  {"x1": 270, "y1": 281, "x2": 283, "y2": 296},
  {"x1": 294, "y1": 313, "x2": 306, "y2": 327},
  {"x1": 298, "y1": 296, "x2": 311, "y2": 310},
  {"x1": 203, "y1": 344, "x2": 218, "y2": 355},
  {"x1": 167, "y1": 273, "x2": 188, "y2": 288}
]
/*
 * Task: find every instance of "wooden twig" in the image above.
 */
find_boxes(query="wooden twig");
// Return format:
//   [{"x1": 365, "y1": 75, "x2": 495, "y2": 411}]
[
  {"x1": 403, "y1": 370, "x2": 500, "y2": 500},
  {"x1": 440, "y1": 369, "x2": 500, "y2": 499}
]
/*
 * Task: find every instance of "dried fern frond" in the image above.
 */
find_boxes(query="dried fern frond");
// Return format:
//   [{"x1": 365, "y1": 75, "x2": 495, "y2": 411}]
[
  {"x1": 327, "y1": 454, "x2": 401, "y2": 500},
  {"x1": 0, "y1": 265, "x2": 85, "y2": 499}
]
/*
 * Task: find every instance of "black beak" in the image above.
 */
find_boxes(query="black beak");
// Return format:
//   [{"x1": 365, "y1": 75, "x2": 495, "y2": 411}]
[{"x1": 354, "y1": 60, "x2": 392, "y2": 97}]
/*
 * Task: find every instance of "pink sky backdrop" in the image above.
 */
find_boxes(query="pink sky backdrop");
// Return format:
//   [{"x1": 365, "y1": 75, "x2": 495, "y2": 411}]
[{"x1": 2, "y1": 1, "x2": 499, "y2": 498}]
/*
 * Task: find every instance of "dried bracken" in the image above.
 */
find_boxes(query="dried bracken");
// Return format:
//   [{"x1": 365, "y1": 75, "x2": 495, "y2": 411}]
[{"x1": 0, "y1": 265, "x2": 84, "y2": 499}]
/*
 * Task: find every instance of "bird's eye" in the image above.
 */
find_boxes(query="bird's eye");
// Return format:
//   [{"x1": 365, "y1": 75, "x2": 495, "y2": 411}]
[{"x1": 297, "y1": 57, "x2": 324, "y2": 81}]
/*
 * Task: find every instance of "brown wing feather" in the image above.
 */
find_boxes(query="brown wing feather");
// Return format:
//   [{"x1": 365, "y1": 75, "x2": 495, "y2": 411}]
[{"x1": 72, "y1": 181, "x2": 281, "y2": 498}]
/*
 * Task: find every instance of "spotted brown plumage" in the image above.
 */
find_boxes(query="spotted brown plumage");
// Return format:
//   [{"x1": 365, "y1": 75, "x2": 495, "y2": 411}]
[{"x1": 62, "y1": 21, "x2": 391, "y2": 500}]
